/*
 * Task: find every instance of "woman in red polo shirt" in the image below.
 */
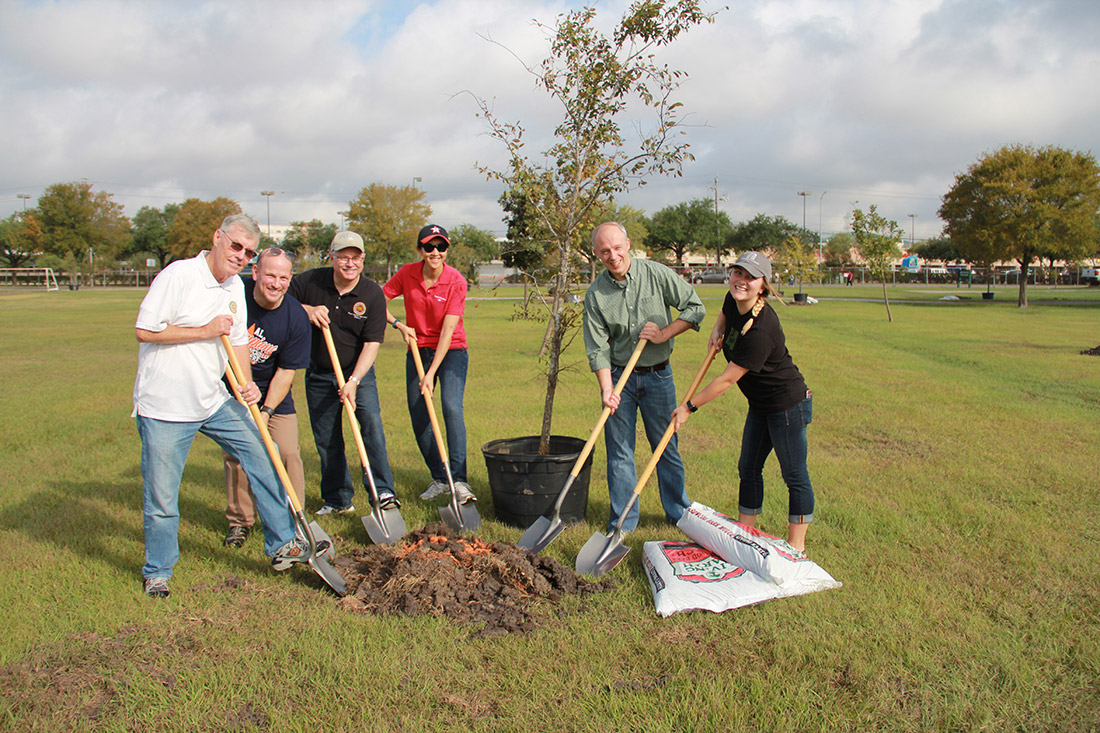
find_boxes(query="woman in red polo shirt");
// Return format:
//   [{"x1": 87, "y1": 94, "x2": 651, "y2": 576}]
[{"x1": 384, "y1": 224, "x2": 474, "y2": 504}]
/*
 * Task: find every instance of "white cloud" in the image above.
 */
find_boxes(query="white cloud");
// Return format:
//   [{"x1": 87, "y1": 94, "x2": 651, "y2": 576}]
[{"x1": 1, "y1": 0, "x2": 1096, "y2": 241}]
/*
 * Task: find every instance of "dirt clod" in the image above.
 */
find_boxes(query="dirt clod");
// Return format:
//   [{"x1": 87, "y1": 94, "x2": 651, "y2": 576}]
[
  {"x1": 1080, "y1": 344, "x2": 1100, "y2": 356},
  {"x1": 333, "y1": 523, "x2": 614, "y2": 635}
]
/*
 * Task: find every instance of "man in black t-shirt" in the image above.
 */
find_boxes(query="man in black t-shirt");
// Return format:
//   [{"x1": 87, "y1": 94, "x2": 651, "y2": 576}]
[
  {"x1": 288, "y1": 231, "x2": 397, "y2": 514},
  {"x1": 222, "y1": 247, "x2": 311, "y2": 548}
]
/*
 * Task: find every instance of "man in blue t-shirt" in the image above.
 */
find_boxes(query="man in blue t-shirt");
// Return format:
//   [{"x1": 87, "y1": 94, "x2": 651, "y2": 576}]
[{"x1": 222, "y1": 247, "x2": 312, "y2": 549}]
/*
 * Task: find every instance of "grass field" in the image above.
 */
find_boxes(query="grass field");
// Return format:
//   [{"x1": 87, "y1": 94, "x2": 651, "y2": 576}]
[{"x1": 1, "y1": 283, "x2": 1098, "y2": 731}]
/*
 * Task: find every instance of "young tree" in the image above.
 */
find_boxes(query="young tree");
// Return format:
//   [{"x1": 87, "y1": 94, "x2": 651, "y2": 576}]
[
  {"x1": 477, "y1": 1, "x2": 716, "y2": 453},
  {"x1": 939, "y1": 144, "x2": 1100, "y2": 307},
  {"x1": 347, "y1": 183, "x2": 431, "y2": 277},
  {"x1": 281, "y1": 219, "x2": 338, "y2": 258},
  {"x1": 0, "y1": 211, "x2": 42, "y2": 268},
  {"x1": 166, "y1": 198, "x2": 242, "y2": 262},
  {"x1": 851, "y1": 205, "x2": 903, "y2": 322},
  {"x1": 128, "y1": 203, "x2": 180, "y2": 267},
  {"x1": 781, "y1": 234, "x2": 818, "y2": 295},
  {"x1": 645, "y1": 198, "x2": 732, "y2": 265},
  {"x1": 448, "y1": 224, "x2": 499, "y2": 283}
]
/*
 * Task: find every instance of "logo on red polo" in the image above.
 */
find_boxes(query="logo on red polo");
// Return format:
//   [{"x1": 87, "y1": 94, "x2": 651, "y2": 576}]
[{"x1": 660, "y1": 541, "x2": 745, "y2": 583}]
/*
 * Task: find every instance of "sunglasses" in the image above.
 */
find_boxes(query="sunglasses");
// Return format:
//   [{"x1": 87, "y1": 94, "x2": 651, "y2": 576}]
[
  {"x1": 220, "y1": 229, "x2": 257, "y2": 259},
  {"x1": 420, "y1": 240, "x2": 449, "y2": 253}
]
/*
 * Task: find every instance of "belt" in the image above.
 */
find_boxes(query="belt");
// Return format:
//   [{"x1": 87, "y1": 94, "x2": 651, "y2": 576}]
[{"x1": 615, "y1": 360, "x2": 668, "y2": 374}]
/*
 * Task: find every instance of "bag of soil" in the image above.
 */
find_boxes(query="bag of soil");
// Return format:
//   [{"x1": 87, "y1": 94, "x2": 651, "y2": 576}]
[
  {"x1": 643, "y1": 541, "x2": 792, "y2": 616},
  {"x1": 678, "y1": 502, "x2": 842, "y2": 588}
]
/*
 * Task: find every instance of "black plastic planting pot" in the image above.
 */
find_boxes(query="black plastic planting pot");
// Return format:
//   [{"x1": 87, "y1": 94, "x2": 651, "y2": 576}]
[{"x1": 481, "y1": 435, "x2": 591, "y2": 529}]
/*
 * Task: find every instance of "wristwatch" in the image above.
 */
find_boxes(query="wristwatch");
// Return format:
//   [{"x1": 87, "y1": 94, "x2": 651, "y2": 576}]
[
  {"x1": 259, "y1": 405, "x2": 275, "y2": 417},
  {"x1": 348, "y1": 375, "x2": 361, "y2": 385},
  {"x1": 686, "y1": 400, "x2": 699, "y2": 413},
  {"x1": 391, "y1": 319, "x2": 401, "y2": 330}
]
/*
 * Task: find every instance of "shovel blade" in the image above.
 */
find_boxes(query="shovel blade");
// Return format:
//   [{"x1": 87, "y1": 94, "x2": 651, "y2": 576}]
[
  {"x1": 362, "y1": 507, "x2": 406, "y2": 546},
  {"x1": 575, "y1": 530, "x2": 631, "y2": 577},
  {"x1": 308, "y1": 555, "x2": 347, "y2": 596},
  {"x1": 308, "y1": 520, "x2": 336, "y2": 561},
  {"x1": 517, "y1": 515, "x2": 563, "y2": 554}
]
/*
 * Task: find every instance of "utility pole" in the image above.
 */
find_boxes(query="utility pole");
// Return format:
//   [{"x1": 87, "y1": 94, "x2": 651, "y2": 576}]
[
  {"x1": 261, "y1": 191, "x2": 275, "y2": 236},
  {"x1": 17, "y1": 194, "x2": 30, "y2": 211},
  {"x1": 711, "y1": 176, "x2": 727, "y2": 266},
  {"x1": 908, "y1": 213, "x2": 917, "y2": 248},
  {"x1": 797, "y1": 191, "x2": 811, "y2": 231}
]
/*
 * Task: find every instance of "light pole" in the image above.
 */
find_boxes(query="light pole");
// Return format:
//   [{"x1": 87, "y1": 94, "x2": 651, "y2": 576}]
[
  {"x1": 908, "y1": 214, "x2": 917, "y2": 249},
  {"x1": 797, "y1": 191, "x2": 811, "y2": 231},
  {"x1": 17, "y1": 194, "x2": 30, "y2": 211},
  {"x1": 412, "y1": 177, "x2": 422, "y2": 188},
  {"x1": 818, "y1": 190, "x2": 828, "y2": 262},
  {"x1": 260, "y1": 191, "x2": 274, "y2": 237}
]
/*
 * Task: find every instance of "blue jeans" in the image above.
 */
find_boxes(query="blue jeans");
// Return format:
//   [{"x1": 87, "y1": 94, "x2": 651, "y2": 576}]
[
  {"x1": 604, "y1": 364, "x2": 690, "y2": 532},
  {"x1": 406, "y1": 347, "x2": 468, "y2": 482},
  {"x1": 137, "y1": 399, "x2": 297, "y2": 580},
  {"x1": 738, "y1": 395, "x2": 814, "y2": 523},
  {"x1": 304, "y1": 368, "x2": 394, "y2": 508}
]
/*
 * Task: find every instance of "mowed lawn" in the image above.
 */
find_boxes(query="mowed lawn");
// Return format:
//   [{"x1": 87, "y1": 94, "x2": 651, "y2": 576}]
[{"x1": 1, "y1": 284, "x2": 1098, "y2": 732}]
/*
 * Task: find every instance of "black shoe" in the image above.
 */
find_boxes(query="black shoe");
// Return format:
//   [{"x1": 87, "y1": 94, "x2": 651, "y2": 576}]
[
  {"x1": 378, "y1": 493, "x2": 401, "y2": 511},
  {"x1": 144, "y1": 577, "x2": 170, "y2": 598},
  {"x1": 223, "y1": 525, "x2": 251, "y2": 548}
]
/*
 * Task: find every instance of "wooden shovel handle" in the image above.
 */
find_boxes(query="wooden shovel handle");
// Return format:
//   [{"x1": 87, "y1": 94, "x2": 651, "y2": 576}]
[
  {"x1": 631, "y1": 343, "x2": 719, "y2": 497},
  {"x1": 319, "y1": 326, "x2": 374, "y2": 473},
  {"x1": 568, "y1": 337, "x2": 650, "y2": 477},
  {"x1": 221, "y1": 335, "x2": 306, "y2": 516},
  {"x1": 407, "y1": 337, "x2": 451, "y2": 464}
]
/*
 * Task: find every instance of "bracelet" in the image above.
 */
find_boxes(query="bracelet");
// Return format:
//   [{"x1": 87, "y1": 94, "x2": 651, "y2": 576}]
[
  {"x1": 391, "y1": 319, "x2": 401, "y2": 330},
  {"x1": 259, "y1": 405, "x2": 275, "y2": 417},
  {"x1": 348, "y1": 375, "x2": 361, "y2": 385},
  {"x1": 686, "y1": 400, "x2": 698, "y2": 413}
]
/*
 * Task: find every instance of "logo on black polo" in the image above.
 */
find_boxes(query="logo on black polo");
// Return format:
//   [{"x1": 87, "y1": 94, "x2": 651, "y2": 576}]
[{"x1": 352, "y1": 301, "x2": 366, "y2": 316}]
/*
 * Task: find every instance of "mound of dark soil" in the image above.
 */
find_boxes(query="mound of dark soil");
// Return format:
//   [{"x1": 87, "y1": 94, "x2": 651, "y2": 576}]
[
  {"x1": 332, "y1": 523, "x2": 615, "y2": 636},
  {"x1": 1080, "y1": 344, "x2": 1100, "y2": 356}
]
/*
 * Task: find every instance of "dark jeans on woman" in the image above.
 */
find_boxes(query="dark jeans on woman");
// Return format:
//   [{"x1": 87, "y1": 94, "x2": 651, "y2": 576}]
[
  {"x1": 405, "y1": 347, "x2": 468, "y2": 483},
  {"x1": 738, "y1": 394, "x2": 814, "y2": 523},
  {"x1": 304, "y1": 368, "x2": 395, "y2": 509}
]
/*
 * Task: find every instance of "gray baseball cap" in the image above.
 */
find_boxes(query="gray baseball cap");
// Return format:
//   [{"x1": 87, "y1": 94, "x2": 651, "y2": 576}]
[
  {"x1": 330, "y1": 231, "x2": 364, "y2": 253},
  {"x1": 733, "y1": 251, "x2": 772, "y2": 279}
]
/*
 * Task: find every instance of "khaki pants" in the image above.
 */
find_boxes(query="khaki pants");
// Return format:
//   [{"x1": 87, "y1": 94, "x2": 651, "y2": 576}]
[{"x1": 224, "y1": 411, "x2": 305, "y2": 527}]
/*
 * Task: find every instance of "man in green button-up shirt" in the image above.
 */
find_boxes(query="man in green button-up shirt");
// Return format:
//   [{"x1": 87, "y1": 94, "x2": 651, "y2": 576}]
[{"x1": 583, "y1": 221, "x2": 706, "y2": 533}]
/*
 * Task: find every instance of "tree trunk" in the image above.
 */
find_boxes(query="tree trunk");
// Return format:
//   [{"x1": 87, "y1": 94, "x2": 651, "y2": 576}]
[
  {"x1": 539, "y1": 248, "x2": 573, "y2": 454},
  {"x1": 1018, "y1": 258, "x2": 1029, "y2": 307},
  {"x1": 881, "y1": 280, "x2": 893, "y2": 322}
]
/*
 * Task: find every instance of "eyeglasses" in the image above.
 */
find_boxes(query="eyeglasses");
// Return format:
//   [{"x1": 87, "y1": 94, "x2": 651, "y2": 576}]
[
  {"x1": 420, "y1": 241, "x2": 449, "y2": 253},
  {"x1": 220, "y1": 229, "x2": 257, "y2": 259},
  {"x1": 333, "y1": 253, "x2": 364, "y2": 264}
]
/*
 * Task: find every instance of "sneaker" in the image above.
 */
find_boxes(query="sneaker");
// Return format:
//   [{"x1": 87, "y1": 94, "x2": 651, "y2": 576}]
[
  {"x1": 377, "y1": 493, "x2": 401, "y2": 511},
  {"x1": 143, "y1": 577, "x2": 170, "y2": 599},
  {"x1": 315, "y1": 504, "x2": 355, "y2": 516},
  {"x1": 419, "y1": 480, "x2": 449, "y2": 501},
  {"x1": 454, "y1": 481, "x2": 477, "y2": 505},
  {"x1": 223, "y1": 525, "x2": 251, "y2": 548},
  {"x1": 271, "y1": 537, "x2": 333, "y2": 571}
]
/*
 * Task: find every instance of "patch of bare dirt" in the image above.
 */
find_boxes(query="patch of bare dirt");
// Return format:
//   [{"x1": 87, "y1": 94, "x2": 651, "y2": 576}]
[{"x1": 333, "y1": 523, "x2": 614, "y2": 636}]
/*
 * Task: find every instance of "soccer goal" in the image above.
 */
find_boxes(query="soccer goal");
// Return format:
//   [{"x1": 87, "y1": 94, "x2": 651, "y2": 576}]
[{"x1": 0, "y1": 268, "x2": 60, "y2": 291}]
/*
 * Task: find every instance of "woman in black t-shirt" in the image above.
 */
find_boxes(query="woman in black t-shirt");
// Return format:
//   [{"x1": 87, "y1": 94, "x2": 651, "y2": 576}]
[{"x1": 671, "y1": 251, "x2": 814, "y2": 553}]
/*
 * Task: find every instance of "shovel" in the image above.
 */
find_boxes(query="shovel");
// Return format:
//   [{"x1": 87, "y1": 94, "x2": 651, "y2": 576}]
[
  {"x1": 576, "y1": 344, "x2": 718, "y2": 578},
  {"x1": 221, "y1": 336, "x2": 346, "y2": 596},
  {"x1": 517, "y1": 338, "x2": 649, "y2": 554},
  {"x1": 223, "y1": 366, "x2": 336, "y2": 563},
  {"x1": 320, "y1": 326, "x2": 406, "y2": 545},
  {"x1": 407, "y1": 337, "x2": 480, "y2": 533}
]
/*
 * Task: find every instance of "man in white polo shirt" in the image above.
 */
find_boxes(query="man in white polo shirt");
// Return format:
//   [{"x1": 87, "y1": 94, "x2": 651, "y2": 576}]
[{"x1": 133, "y1": 214, "x2": 325, "y2": 599}]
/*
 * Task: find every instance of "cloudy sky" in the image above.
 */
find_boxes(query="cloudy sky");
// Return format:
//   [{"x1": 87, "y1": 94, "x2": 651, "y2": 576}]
[{"x1": 1, "y1": 0, "x2": 1096, "y2": 244}]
